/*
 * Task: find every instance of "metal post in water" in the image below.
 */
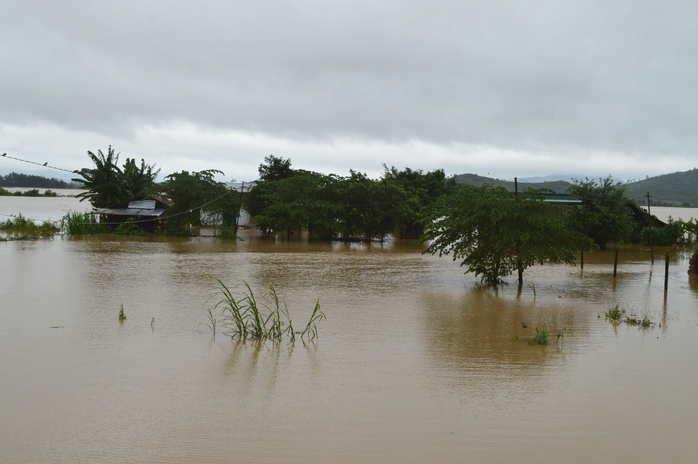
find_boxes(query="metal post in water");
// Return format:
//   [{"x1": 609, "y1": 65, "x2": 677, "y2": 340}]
[
  {"x1": 613, "y1": 250, "x2": 619, "y2": 278},
  {"x1": 664, "y1": 250, "x2": 670, "y2": 293},
  {"x1": 647, "y1": 192, "x2": 654, "y2": 266},
  {"x1": 580, "y1": 249, "x2": 584, "y2": 270}
]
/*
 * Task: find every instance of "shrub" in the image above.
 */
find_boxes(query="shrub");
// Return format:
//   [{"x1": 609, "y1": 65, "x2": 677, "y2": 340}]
[{"x1": 61, "y1": 212, "x2": 107, "y2": 235}]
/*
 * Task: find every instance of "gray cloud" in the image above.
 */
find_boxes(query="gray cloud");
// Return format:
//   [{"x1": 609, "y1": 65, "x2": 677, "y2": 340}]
[{"x1": 1, "y1": 0, "x2": 697, "y2": 180}]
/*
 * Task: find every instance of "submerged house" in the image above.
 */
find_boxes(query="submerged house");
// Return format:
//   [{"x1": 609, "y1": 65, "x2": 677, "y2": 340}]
[{"x1": 97, "y1": 198, "x2": 169, "y2": 233}]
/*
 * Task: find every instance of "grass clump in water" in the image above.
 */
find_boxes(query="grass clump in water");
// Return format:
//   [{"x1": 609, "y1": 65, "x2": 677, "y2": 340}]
[
  {"x1": 605, "y1": 305, "x2": 624, "y2": 323},
  {"x1": 527, "y1": 326, "x2": 549, "y2": 345},
  {"x1": 624, "y1": 315, "x2": 653, "y2": 328},
  {"x1": 604, "y1": 305, "x2": 654, "y2": 329},
  {"x1": 211, "y1": 278, "x2": 325, "y2": 343},
  {"x1": 118, "y1": 305, "x2": 127, "y2": 322},
  {"x1": 0, "y1": 214, "x2": 60, "y2": 239},
  {"x1": 61, "y1": 212, "x2": 107, "y2": 235}
]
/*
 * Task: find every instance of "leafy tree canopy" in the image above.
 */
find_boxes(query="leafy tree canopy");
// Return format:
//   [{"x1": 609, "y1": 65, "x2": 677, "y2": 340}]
[
  {"x1": 422, "y1": 184, "x2": 590, "y2": 285},
  {"x1": 258, "y1": 155, "x2": 293, "y2": 182},
  {"x1": 159, "y1": 169, "x2": 238, "y2": 232},
  {"x1": 567, "y1": 176, "x2": 634, "y2": 250},
  {"x1": 382, "y1": 165, "x2": 456, "y2": 238},
  {"x1": 72, "y1": 146, "x2": 159, "y2": 208}
]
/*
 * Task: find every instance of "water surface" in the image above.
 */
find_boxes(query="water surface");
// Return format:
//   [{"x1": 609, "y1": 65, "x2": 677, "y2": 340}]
[{"x1": 1, "y1": 202, "x2": 698, "y2": 463}]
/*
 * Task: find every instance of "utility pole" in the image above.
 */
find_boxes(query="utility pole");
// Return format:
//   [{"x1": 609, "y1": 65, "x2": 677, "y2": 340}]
[{"x1": 647, "y1": 192, "x2": 653, "y2": 265}]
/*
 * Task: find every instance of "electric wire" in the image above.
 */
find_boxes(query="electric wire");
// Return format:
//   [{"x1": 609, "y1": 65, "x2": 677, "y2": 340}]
[{"x1": 1, "y1": 152, "x2": 79, "y2": 174}]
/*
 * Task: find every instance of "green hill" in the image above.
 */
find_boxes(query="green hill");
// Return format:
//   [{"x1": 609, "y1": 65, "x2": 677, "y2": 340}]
[
  {"x1": 623, "y1": 169, "x2": 698, "y2": 207},
  {"x1": 453, "y1": 173, "x2": 571, "y2": 194},
  {"x1": 455, "y1": 169, "x2": 698, "y2": 206}
]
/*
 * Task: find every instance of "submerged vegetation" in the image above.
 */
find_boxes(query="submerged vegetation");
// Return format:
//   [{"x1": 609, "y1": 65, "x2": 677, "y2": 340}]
[
  {"x1": 604, "y1": 305, "x2": 654, "y2": 328},
  {"x1": 211, "y1": 279, "x2": 325, "y2": 343},
  {"x1": 0, "y1": 214, "x2": 60, "y2": 240},
  {"x1": 61, "y1": 212, "x2": 107, "y2": 235},
  {"x1": 527, "y1": 326, "x2": 550, "y2": 345},
  {"x1": 112, "y1": 218, "x2": 149, "y2": 236}
]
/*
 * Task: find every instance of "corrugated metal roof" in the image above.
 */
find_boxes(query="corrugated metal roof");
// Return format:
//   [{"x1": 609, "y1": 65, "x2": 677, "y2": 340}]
[
  {"x1": 128, "y1": 200, "x2": 156, "y2": 209},
  {"x1": 97, "y1": 207, "x2": 166, "y2": 217}
]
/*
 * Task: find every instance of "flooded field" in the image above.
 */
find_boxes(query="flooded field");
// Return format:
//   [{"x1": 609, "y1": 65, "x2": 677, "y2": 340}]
[{"x1": 1, "y1": 197, "x2": 698, "y2": 462}]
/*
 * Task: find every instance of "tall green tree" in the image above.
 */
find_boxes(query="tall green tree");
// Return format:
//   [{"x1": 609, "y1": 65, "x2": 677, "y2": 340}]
[
  {"x1": 422, "y1": 184, "x2": 588, "y2": 285},
  {"x1": 122, "y1": 157, "x2": 160, "y2": 198},
  {"x1": 73, "y1": 146, "x2": 159, "y2": 208},
  {"x1": 336, "y1": 171, "x2": 407, "y2": 241},
  {"x1": 258, "y1": 155, "x2": 293, "y2": 181},
  {"x1": 73, "y1": 146, "x2": 128, "y2": 208},
  {"x1": 159, "y1": 170, "x2": 237, "y2": 233},
  {"x1": 567, "y1": 177, "x2": 634, "y2": 250},
  {"x1": 382, "y1": 166, "x2": 456, "y2": 238}
]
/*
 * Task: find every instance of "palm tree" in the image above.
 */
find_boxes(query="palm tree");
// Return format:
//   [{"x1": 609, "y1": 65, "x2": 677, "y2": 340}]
[
  {"x1": 73, "y1": 147, "x2": 160, "y2": 208},
  {"x1": 72, "y1": 146, "x2": 128, "y2": 208},
  {"x1": 122, "y1": 157, "x2": 160, "y2": 199}
]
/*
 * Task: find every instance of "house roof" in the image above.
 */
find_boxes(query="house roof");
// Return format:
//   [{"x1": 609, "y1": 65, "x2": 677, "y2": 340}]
[{"x1": 97, "y1": 199, "x2": 168, "y2": 217}]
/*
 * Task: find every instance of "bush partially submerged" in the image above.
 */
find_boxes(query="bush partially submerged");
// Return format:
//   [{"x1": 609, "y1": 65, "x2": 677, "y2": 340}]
[
  {"x1": 61, "y1": 212, "x2": 107, "y2": 235},
  {"x1": 527, "y1": 326, "x2": 550, "y2": 345},
  {"x1": 0, "y1": 214, "x2": 60, "y2": 240},
  {"x1": 604, "y1": 304, "x2": 654, "y2": 329},
  {"x1": 113, "y1": 218, "x2": 148, "y2": 236}
]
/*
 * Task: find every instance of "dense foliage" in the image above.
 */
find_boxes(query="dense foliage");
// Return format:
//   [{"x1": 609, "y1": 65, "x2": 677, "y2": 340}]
[
  {"x1": 641, "y1": 218, "x2": 698, "y2": 246},
  {"x1": 567, "y1": 177, "x2": 634, "y2": 250},
  {"x1": 245, "y1": 156, "x2": 454, "y2": 241},
  {"x1": 421, "y1": 184, "x2": 590, "y2": 285},
  {"x1": 68, "y1": 148, "x2": 667, "y2": 255},
  {"x1": 159, "y1": 169, "x2": 239, "y2": 233},
  {"x1": 72, "y1": 146, "x2": 159, "y2": 208}
]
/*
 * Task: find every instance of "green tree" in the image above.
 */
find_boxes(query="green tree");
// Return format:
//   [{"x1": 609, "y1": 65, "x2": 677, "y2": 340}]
[
  {"x1": 159, "y1": 170, "x2": 238, "y2": 233},
  {"x1": 567, "y1": 177, "x2": 634, "y2": 250},
  {"x1": 122, "y1": 157, "x2": 160, "y2": 198},
  {"x1": 73, "y1": 147, "x2": 159, "y2": 208},
  {"x1": 422, "y1": 184, "x2": 587, "y2": 285},
  {"x1": 382, "y1": 166, "x2": 456, "y2": 238},
  {"x1": 258, "y1": 155, "x2": 293, "y2": 181},
  {"x1": 72, "y1": 146, "x2": 128, "y2": 208},
  {"x1": 244, "y1": 155, "x2": 296, "y2": 237}
]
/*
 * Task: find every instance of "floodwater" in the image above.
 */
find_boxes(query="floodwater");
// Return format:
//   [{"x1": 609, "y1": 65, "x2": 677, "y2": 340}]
[{"x1": 1, "y1": 198, "x2": 698, "y2": 463}]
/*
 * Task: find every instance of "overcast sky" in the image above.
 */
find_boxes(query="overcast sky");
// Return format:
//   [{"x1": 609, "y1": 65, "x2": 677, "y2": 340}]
[{"x1": 1, "y1": 1, "x2": 696, "y2": 183}]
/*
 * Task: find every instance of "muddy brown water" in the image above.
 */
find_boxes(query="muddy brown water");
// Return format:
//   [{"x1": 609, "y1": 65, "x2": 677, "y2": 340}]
[{"x1": 2, "y1": 198, "x2": 698, "y2": 463}]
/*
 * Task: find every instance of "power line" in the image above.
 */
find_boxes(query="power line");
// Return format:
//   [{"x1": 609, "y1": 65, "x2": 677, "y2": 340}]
[{"x1": 1, "y1": 152, "x2": 78, "y2": 174}]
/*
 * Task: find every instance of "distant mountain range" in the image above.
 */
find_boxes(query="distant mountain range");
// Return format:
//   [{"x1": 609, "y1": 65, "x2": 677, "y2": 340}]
[{"x1": 454, "y1": 168, "x2": 698, "y2": 207}]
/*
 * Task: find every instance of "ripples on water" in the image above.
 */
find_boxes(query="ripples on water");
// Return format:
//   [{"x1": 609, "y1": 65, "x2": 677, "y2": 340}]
[{"x1": 1, "y1": 200, "x2": 698, "y2": 463}]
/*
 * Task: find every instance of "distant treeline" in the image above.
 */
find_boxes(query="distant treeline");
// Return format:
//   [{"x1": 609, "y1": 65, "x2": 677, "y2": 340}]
[
  {"x1": 0, "y1": 172, "x2": 78, "y2": 189},
  {"x1": 0, "y1": 187, "x2": 59, "y2": 197}
]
